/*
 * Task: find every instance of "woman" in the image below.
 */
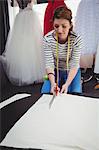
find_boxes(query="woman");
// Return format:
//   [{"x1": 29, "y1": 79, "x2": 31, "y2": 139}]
[
  {"x1": 0, "y1": 0, "x2": 45, "y2": 86},
  {"x1": 43, "y1": 0, "x2": 67, "y2": 35},
  {"x1": 41, "y1": 6, "x2": 82, "y2": 94}
]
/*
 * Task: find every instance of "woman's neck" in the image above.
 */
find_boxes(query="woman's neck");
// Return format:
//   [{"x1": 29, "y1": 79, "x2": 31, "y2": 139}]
[{"x1": 58, "y1": 38, "x2": 67, "y2": 44}]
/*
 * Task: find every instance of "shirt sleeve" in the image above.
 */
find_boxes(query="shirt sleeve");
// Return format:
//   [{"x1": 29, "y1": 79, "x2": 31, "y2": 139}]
[
  {"x1": 43, "y1": 37, "x2": 54, "y2": 69},
  {"x1": 69, "y1": 35, "x2": 82, "y2": 69}
]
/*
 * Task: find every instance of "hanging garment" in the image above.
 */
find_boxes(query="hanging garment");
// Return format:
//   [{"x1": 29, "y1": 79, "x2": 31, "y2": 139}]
[
  {"x1": 0, "y1": 5, "x2": 45, "y2": 86},
  {"x1": 74, "y1": 0, "x2": 99, "y2": 55},
  {"x1": 44, "y1": 0, "x2": 66, "y2": 35}
]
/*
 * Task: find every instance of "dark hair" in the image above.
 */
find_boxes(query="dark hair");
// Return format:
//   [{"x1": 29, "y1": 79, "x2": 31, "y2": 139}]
[
  {"x1": 16, "y1": 0, "x2": 32, "y2": 9},
  {"x1": 53, "y1": 6, "x2": 73, "y2": 30}
]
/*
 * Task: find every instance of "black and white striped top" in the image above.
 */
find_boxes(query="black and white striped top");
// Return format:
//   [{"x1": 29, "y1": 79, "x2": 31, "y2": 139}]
[{"x1": 43, "y1": 30, "x2": 82, "y2": 71}]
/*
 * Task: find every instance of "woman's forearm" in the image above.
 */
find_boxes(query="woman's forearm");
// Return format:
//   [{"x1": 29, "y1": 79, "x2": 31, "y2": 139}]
[
  {"x1": 46, "y1": 68, "x2": 55, "y2": 86},
  {"x1": 65, "y1": 67, "x2": 78, "y2": 87}
]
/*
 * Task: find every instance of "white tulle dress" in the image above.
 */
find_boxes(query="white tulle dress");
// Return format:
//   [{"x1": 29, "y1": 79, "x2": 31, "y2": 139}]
[
  {"x1": 0, "y1": 4, "x2": 45, "y2": 85},
  {"x1": 74, "y1": 0, "x2": 99, "y2": 55}
]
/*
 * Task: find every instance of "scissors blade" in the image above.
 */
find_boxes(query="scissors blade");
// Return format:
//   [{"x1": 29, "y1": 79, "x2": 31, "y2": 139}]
[{"x1": 49, "y1": 95, "x2": 56, "y2": 109}]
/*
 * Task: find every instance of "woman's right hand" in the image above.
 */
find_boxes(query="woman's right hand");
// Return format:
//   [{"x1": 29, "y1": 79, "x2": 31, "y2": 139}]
[{"x1": 50, "y1": 83, "x2": 60, "y2": 95}]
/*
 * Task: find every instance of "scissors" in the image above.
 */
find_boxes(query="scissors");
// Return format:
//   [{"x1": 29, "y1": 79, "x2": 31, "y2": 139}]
[
  {"x1": 49, "y1": 94, "x2": 56, "y2": 109},
  {"x1": 49, "y1": 85, "x2": 58, "y2": 109}
]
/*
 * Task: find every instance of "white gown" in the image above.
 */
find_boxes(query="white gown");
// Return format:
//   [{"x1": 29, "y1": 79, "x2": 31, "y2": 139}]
[
  {"x1": 74, "y1": 0, "x2": 99, "y2": 55},
  {"x1": 0, "y1": 5, "x2": 45, "y2": 86}
]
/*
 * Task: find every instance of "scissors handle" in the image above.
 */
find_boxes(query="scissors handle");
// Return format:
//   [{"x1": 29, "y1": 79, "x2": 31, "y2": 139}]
[{"x1": 55, "y1": 84, "x2": 58, "y2": 96}]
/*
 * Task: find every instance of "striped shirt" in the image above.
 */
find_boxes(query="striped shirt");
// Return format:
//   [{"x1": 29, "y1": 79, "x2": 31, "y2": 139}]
[{"x1": 43, "y1": 30, "x2": 82, "y2": 71}]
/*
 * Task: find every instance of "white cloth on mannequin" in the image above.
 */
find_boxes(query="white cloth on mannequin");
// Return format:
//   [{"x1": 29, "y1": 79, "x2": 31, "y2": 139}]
[
  {"x1": 74, "y1": 0, "x2": 99, "y2": 55},
  {"x1": 0, "y1": 4, "x2": 45, "y2": 86},
  {"x1": 7, "y1": 0, "x2": 19, "y2": 30},
  {"x1": 74, "y1": 0, "x2": 99, "y2": 68}
]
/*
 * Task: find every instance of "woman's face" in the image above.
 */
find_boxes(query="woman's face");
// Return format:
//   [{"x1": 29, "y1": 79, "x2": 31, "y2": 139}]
[{"x1": 53, "y1": 18, "x2": 71, "y2": 42}]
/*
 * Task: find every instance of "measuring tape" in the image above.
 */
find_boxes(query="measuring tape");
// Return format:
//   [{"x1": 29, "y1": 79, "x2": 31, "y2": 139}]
[{"x1": 56, "y1": 33, "x2": 70, "y2": 86}]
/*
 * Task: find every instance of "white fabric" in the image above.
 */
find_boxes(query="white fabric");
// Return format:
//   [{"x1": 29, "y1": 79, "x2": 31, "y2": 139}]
[
  {"x1": 74, "y1": 0, "x2": 99, "y2": 55},
  {"x1": 0, "y1": 93, "x2": 31, "y2": 109},
  {"x1": 65, "y1": 0, "x2": 81, "y2": 24},
  {"x1": 1, "y1": 5, "x2": 45, "y2": 86},
  {"x1": 94, "y1": 43, "x2": 99, "y2": 73},
  {"x1": 7, "y1": 0, "x2": 19, "y2": 30},
  {"x1": 0, "y1": 94, "x2": 99, "y2": 150}
]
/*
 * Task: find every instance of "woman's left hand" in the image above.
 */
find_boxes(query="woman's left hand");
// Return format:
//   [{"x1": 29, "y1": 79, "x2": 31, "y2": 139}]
[{"x1": 60, "y1": 83, "x2": 68, "y2": 94}]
